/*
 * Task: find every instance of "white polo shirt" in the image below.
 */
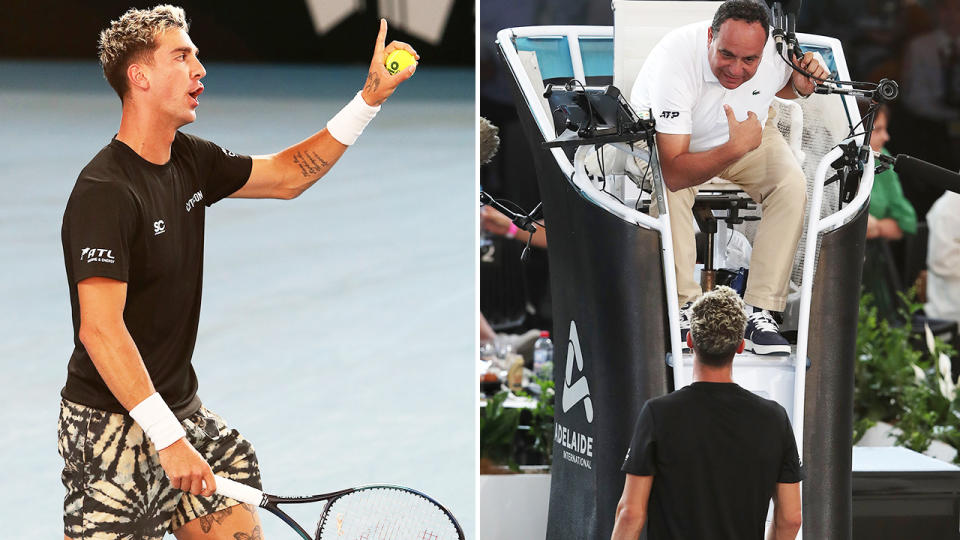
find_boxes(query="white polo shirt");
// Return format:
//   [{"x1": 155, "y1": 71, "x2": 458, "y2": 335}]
[{"x1": 630, "y1": 21, "x2": 793, "y2": 153}]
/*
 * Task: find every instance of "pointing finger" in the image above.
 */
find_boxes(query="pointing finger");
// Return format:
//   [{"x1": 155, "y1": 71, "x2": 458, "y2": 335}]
[
  {"x1": 724, "y1": 104, "x2": 736, "y2": 123},
  {"x1": 374, "y1": 19, "x2": 387, "y2": 59}
]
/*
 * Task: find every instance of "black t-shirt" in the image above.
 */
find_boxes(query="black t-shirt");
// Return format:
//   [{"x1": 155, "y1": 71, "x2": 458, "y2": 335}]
[
  {"x1": 621, "y1": 382, "x2": 803, "y2": 540},
  {"x1": 61, "y1": 131, "x2": 251, "y2": 419}
]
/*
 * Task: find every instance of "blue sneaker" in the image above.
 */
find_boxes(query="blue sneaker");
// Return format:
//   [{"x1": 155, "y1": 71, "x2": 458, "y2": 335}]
[{"x1": 744, "y1": 309, "x2": 790, "y2": 355}]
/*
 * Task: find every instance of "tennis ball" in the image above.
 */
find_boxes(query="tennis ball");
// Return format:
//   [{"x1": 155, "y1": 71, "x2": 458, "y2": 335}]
[{"x1": 385, "y1": 49, "x2": 416, "y2": 75}]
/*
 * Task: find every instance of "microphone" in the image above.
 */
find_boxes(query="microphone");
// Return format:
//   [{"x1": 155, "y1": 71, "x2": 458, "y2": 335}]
[
  {"x1": 876, "y1": 79, "x2": 899, "y2": 101},
  {"x1": 786, "y1": 12, "x2": 804, "y2": 59},
  {"x1": 764, "y1": 1, "x2": 804, "y2": 55},
  {"x1": 480, "y1": 117, "x2": 501, "y2": 165},
  {"x1": 813, "y1": 79, "x2": 898, "y2": 101},
  {"x1": 770, "y1": 2, "x2": 786, "y2": 54},
  {"x1": 871, "y1": 150, "x2": 896, "y2": 169},
  {"x1": 891, "y1": 154, "x2": 960, "y2": 195},
  {"x1": 765, "y1": 0, "x2": 803, "y2": 13}
]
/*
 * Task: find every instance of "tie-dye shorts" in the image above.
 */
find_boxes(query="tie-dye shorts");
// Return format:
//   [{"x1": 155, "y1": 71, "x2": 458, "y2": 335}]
[{"x1": 58, "y1": 398, "x2": 262, "y2": 539}]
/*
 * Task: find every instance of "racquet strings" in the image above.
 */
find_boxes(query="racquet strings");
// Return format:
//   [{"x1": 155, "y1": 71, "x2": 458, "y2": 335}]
[{"x1": 316, "y1": 487, "x2": 460, "y2": 540}]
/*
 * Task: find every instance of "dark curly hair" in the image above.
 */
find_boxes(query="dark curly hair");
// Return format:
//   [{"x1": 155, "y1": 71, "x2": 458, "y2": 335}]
[{"x1": 711, "y1": 0, "x2": 770, "y2": 41}]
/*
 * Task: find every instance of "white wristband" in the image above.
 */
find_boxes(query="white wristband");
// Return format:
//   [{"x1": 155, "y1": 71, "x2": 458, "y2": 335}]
[
  {"x1": 326, "y1": 91, "x2": 381, "y2": 146},
  {"x1": 129, "y1": 392, "x2": 186, "y2": 450}
]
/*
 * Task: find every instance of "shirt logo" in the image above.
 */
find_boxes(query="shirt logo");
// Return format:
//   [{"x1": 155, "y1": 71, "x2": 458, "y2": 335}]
[
  {"x1": 80, "y1": 247, "x2": 116, "y2": 264},
  {"x1": 220, "y1": 147, "x2": 237, "y2": 158},
  {"x1": 753, "y1": 89, "x2": 761, "y2": 95},
  {"x1": 660, "y1": 111, "x2": 680, "y2": 119},
  {"x1": 154, "y1": 220, "x2": 166, "y2": 235},
  {"x1": 185, "y1": 190, "x2": 204, "y2": 212}
]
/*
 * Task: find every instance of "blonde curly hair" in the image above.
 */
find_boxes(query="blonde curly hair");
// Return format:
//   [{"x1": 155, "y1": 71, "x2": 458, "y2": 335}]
[
  {"x1": 98, "y1": 5, "x2": 189, "y2": 101},
  {"x1": 689, "y1": 286, "x2": 747, "y2": 365}
]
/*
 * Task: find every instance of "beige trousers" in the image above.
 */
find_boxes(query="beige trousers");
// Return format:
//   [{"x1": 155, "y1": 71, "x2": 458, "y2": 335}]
[{"x1": 654, "y1": 111, "x2": 807, "y2": 311}]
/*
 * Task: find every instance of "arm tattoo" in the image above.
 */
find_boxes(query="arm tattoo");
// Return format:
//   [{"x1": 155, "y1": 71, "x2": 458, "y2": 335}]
[
  {"x1": 364, "y1": 71, "x2": 386, "y2": 105},
  {"x1": 292, "y1": 150, "x2": 330, "y2": 178}
]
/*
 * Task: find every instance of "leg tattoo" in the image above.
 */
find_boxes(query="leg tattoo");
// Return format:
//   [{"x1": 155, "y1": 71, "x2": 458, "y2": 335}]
[
  {"x1": 198, "y1": 506, "x2": 233, "y2": 533},
  {"x1": 233, "y1": 525, "x2": 263, "y2": 540}
]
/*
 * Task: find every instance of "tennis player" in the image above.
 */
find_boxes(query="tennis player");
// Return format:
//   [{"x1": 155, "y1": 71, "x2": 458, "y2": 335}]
[
  {"x1": 611, "y1": 286, "x2": 803, "y2": 540},
  {"x1": 59, "y1": 5, "x2": 416, "y2": 539}
]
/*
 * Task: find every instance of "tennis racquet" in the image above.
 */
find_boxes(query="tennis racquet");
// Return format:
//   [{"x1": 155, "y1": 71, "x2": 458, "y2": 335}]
[{"x1": 215, "y1": 475, "x2": 465, "y2": 540}]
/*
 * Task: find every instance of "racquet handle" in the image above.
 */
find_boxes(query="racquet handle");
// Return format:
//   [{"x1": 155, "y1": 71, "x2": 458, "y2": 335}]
[{"x1": 215, "y1": 475, "x2": 265, "y2": 506}]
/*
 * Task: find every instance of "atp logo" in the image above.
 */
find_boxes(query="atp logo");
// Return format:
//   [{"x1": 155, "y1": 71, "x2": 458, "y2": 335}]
[
  {"x1": 561, "y1": 320, "x2": 594, "y2": 423},
  {"x1": 660, "y1": 110, "x2": 680, "y2": 119}
]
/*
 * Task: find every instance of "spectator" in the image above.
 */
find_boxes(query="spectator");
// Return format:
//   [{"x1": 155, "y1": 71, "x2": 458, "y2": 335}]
[
  {"x1": 861, "y1": 101, "x2": 917, "y2": 240},
  {"x1": 925, "y1": 190, "x2": 960, "y2": 323},
  {"x1": 858, "y1": 98, "x2": 918, "y2": 319}
]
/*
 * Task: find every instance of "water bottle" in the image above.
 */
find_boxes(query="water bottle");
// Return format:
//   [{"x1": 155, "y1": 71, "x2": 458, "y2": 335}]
[{"x1": 533, "y1": 331, "x2": 553, "y2": 378}]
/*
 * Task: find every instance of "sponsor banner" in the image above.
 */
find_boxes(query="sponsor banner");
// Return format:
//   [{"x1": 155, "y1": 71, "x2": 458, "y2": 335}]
[
  {"x1": 504, "y1": 44, "x2": 669, "y2": 538},
  {"x1": 535, "y1": 185, "x2": 671, "y2": 540},
  {"x1": 500, "y1": 71, "x2": 674, "y2": 536}
]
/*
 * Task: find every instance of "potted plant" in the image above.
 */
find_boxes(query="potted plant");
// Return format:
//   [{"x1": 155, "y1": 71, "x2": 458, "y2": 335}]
[
  {"x1": 479, "y1": 377, "x2": 554, "y2": 539},
  {"x1": 854, "y1": 292, "x2": 960, "y2": 463},
  {"x1": 480, "y1": 376, "x2": 555, "y2": 472}
]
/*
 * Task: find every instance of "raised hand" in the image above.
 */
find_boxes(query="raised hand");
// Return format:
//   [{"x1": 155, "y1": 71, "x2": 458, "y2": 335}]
[
  {"x1": 791, "y1": 51, "x2": 829, "y2": 97},
  {"x1": 360, "y1": 19, "x2": 419, "y2": 106},
  {"x1": 724, "y1": 104, "x2": 762, "y2": 156}
]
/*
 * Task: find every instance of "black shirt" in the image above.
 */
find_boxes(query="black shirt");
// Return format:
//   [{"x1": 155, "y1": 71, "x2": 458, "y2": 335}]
[
  {"x1": 61, "y1": 131, "x2": 251, "y2": 419},
  {"x1": 622, "y1": 382, "x2": 803, "y2": 540}
]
